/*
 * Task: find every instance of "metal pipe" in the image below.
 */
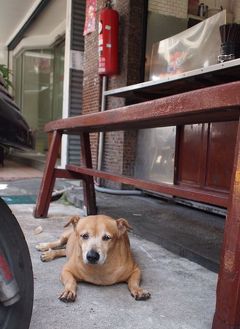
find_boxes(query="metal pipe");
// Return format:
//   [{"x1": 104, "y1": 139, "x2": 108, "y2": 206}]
[
  {"x1": 95, "y1": 185, "x2": 143, "y2": 195},
  {"x1": 96, "y1": 76, "x2": 142, "y2": 196},
  {"x1": 96, "y1": 76, "x2": 108, "y2": 185}
]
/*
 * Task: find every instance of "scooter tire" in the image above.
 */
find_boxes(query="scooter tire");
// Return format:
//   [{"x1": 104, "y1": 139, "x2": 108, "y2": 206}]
[{"x1": 0, "y1": 197, "x2": 33, "y2": 329}]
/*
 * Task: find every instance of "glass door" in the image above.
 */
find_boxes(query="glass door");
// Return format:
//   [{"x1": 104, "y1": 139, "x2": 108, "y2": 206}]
[
  {"x1": 22, "y1": 49, "x2": 53, "y2": 153},
  {"x1": 14, "y1": 41, "x2": 65, "y2": 154}
]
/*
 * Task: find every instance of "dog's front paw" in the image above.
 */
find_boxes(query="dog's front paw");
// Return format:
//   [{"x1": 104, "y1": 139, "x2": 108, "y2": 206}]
[
  {"x1": 40, "y1": 249, "x2": 54, "y2": 262},
  {"x1": 59, "y1": 289, "x2": 76, "y2": 303},
  {"x1": 36, "y1": 243, "x2": 49, "y2": 252},
  {"x1": 131, "y1": 288, "x2": 151, "y2": 301}
]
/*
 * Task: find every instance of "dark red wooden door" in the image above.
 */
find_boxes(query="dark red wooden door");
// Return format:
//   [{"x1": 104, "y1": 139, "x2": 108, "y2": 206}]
[{"x1": 176, "y1": 121, "x2": 238, "y2": 194}]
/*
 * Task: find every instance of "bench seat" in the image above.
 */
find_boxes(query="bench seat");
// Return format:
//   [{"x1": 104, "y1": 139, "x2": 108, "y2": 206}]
[{"x1": 44, "y1": 81, "x2": 240, "y2": 135}]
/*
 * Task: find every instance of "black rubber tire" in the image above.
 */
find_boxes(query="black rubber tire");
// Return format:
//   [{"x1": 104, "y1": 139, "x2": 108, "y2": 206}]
[{"x1": 0, "y1": 197, "x2": 33, "y2": 329}]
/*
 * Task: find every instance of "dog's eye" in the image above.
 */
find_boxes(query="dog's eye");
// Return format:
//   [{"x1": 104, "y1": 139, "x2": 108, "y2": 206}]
[
  {"x1": 102, "y1": 234, "x2": 111, "y2": 241},
  {"x1": 81, "y1": 233, "x2": 89, "y2": 240}
]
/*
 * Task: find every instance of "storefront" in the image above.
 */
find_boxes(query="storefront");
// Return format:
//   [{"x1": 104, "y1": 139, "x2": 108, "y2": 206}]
[
  {"x1": 7, "y1": 0, "x2": 85, "y2": 163},
  {"x1": 82, "y1": 0, "x2": 240, "y2": 211},
  {"x1": 8, "y1": 0, "x2": 67, "y2": 154}
]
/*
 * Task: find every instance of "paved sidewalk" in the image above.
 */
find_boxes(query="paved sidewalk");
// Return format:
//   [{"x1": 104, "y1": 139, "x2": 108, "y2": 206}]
[{"x1": 10, "y1": 203, "x2": 217, "y2": 329}]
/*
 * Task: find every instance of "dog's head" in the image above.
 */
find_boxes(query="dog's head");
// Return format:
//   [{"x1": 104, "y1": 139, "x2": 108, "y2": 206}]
[{"x1": 65, "y1": 215, "x2": 131, "y2": 265}]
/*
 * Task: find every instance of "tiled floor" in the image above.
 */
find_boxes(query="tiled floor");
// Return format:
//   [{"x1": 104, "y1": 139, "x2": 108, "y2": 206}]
[{"x1": 0, "y1": 160, "x2": 42, "y2": 181}]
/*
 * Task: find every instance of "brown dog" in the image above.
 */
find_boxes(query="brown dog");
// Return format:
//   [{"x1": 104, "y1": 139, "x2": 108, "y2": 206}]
[{"x1": 36, "y1": 215, "x2": 151, "y2": 302}]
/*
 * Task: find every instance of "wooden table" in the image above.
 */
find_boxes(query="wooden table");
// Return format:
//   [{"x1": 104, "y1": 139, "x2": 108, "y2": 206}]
[{"x1": 34, "y1": 81, "x2": 240, "y2": 329}]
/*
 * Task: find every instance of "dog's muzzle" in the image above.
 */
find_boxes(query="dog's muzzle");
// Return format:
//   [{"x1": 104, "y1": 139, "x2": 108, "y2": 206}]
[{"x1": 86, "y1": 250, "x2": 100, "y2": 264}]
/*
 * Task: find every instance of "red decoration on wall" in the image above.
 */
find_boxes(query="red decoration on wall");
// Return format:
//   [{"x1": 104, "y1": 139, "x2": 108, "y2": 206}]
[{"x1": 83, "y1": 0, "x2": 97, "y2": 36}]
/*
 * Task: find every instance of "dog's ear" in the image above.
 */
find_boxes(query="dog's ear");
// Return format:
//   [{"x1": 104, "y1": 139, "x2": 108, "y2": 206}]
[
  {"x1": 64, "y1": 216, "x2": 81, "y2": 230},
  {"x1": 116, "y1": 218, "x2": 132, "y2": 236}
]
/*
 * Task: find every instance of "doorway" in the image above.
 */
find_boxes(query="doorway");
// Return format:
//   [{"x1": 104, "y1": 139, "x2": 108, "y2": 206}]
[{"x1": 14, "y1": 41, "x2": 65, "y2": 154}]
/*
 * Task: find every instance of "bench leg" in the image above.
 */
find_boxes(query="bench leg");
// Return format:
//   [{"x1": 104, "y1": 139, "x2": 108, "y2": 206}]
[
  {"x1": 34, "y1": 131, "x2": 62, "y2": 218},
  {"x1": 80, "y1": 132, "x2": 97, "y2": 215},
  {"x1": 212, "y1": 119, "x2": 240, "y2": 329}
]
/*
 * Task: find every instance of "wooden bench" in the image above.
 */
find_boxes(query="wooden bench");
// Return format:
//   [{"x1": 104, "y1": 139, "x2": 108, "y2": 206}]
[{"x1": 34, "y1": 81, "x2": 240, "y2": 329}]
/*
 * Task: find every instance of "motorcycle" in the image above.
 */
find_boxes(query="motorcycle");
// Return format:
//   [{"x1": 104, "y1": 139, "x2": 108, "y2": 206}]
[{"x1": 0, "y1": 76, "x2": 34, "y2": 329}]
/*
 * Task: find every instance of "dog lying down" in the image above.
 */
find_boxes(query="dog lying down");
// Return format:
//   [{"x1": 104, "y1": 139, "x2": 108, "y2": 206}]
[{"x1": 36, "y1": 215, "x2": 151, "y2": 302}]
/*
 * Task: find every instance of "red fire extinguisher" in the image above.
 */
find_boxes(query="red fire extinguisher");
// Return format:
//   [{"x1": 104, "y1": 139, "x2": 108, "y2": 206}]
[{"x1": 98, "y1": 0, "x2": 119, "y2": 76}]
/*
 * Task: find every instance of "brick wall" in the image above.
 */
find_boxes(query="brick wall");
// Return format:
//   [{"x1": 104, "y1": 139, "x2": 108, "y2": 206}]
[
  {"x1": 103, "y1": 0, "x2": 146, "y2": 188},
  {"x1": 83, "y1": 0, "x2": 146, "y2": 188}
]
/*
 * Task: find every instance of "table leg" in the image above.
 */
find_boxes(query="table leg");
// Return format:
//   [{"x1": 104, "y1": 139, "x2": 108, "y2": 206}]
[
  {"x1": 212, "y1": 118, "x2": 240, "y2": 329},
  {"x1": 80, "y1": 132, "x2": 97, "y2": 215},
  {"x1": 34, "y1": 131, "x2": 62, "y2": 218}
]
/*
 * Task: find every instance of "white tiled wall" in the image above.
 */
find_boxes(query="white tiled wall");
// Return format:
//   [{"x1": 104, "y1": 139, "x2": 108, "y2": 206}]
[
  {"x1": 148, "y1": 0, "x2": 236, "y2": 20},
  {"x1": 148, "y1": 0, "x2": 188, "y2": 19},
  {"x1": 233, "y1": 0, "x2": 240, "y2": 22}
]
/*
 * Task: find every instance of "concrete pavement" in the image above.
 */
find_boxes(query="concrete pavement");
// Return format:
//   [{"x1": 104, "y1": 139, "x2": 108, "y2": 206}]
[
  {"x1": 10, "y1": 202, "x2": 217, "y2": 329},
  {"x1": 2, "y1": 178, "x2": 224, "y2": 272}
]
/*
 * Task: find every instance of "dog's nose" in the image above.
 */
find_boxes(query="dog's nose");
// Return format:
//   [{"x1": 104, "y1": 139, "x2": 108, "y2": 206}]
[{"x1": 86, "y1": 250, "x2": 100, "y2": 264}]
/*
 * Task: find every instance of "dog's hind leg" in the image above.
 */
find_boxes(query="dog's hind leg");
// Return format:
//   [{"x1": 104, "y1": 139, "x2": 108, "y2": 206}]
[
  {"x1": 127, "y1": 266, "x2": 151, "y2": 301},
  {"x1": 40, "y1": 248, "x2": 66, "y2": 262},
  {"x1": 36, "y1": 230, "x2": 71, "y2": 252}
]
